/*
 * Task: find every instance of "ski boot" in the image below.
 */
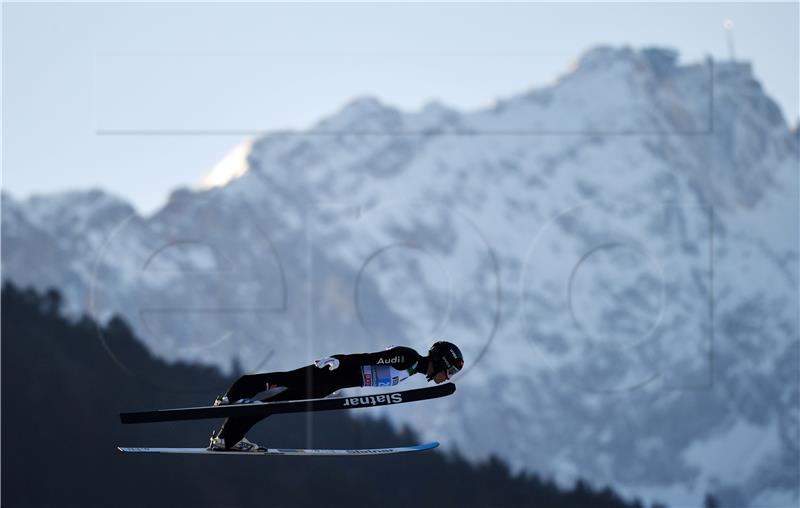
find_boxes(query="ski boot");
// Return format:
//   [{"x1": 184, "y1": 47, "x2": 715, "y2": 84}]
[
  {"x1": 263, "y1": 384, "x2": 288, "y2": 400},
  {"x1": 207, "y1": 430, "x2": 264, "y2": 452},
  {"x1": 229, "y1": 437, "x2": 264, "y2": 452}
]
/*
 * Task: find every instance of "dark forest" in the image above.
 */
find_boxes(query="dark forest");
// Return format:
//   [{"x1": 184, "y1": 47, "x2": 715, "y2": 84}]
[{"x1": 2, "y1": 283, "x2": 667, "y2": 508}]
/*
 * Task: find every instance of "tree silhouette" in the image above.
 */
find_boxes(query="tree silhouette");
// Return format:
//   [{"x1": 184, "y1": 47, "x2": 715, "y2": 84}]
[{"x1": 2, "y1": 282, "x2": 661, "y2": 508}]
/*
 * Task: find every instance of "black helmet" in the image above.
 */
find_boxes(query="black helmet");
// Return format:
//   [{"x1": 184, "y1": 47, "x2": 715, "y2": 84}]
[{"x1": 427, "y1": 341, "x2": 464, "y2": 380}]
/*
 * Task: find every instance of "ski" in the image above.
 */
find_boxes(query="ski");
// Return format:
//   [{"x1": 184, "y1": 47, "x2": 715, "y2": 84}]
[
  {"x1": 120, "y1": 383, "x2": 455, "y2": 424},
  {"x1": 117, "y1": 441, "x2": 438, "y2": 456}
]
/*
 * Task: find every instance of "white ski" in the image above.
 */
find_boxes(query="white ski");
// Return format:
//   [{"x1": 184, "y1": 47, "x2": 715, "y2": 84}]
[{"x1": 118, "y1": 441, "x2": 438, "y2": 456}]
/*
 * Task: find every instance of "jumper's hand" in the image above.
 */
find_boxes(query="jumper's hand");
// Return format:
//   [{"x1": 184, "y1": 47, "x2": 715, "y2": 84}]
[{"x1": 315, "y1": 356, "x2": 340, "y2": 371}]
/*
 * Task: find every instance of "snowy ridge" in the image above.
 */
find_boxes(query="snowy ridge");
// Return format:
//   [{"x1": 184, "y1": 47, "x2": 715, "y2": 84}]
[{"x1": 3, "y1": 46, "x2": 797, "y2": 507}]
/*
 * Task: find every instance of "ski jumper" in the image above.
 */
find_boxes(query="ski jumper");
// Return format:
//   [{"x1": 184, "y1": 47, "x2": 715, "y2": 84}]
[{"x1": 217, "y1": 346, "x2": 428, "y2": 447}]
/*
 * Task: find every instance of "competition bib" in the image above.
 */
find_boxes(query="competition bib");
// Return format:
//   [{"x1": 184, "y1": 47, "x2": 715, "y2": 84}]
[{"x1": 360, "y1": 365, "x2": 412, "y2": 387}]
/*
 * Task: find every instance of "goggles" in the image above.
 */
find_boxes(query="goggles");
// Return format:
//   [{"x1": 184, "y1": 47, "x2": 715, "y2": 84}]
[{"x1": 444, "y1": 359, "x2": 464, "y2": 379}]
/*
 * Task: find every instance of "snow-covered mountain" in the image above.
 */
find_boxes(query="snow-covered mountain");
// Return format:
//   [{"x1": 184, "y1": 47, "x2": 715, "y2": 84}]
[{"x1": 3, "y1": 46, "x2": 797, "y2": 507}]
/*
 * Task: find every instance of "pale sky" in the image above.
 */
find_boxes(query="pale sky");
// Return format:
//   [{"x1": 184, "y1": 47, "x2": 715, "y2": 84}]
[{"x1": 2, "y1": 2, "x2": 798, "y2": 214}]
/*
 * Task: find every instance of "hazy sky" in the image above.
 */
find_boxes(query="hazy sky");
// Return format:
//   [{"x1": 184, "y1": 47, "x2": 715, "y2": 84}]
[{"x1": 3, "y1": 2, "x2": 798, "y2": 214}]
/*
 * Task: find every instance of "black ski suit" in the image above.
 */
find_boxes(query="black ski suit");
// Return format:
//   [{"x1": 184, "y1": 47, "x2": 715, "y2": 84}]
[{"x1": 217, "y1": 346, "x2": 428, "y2": 447}]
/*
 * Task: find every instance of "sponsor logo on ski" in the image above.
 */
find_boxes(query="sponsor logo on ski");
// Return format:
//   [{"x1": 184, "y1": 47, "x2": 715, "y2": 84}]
[{"x1": 342, "y1": 393, "x2": 403, "y2": 406}]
